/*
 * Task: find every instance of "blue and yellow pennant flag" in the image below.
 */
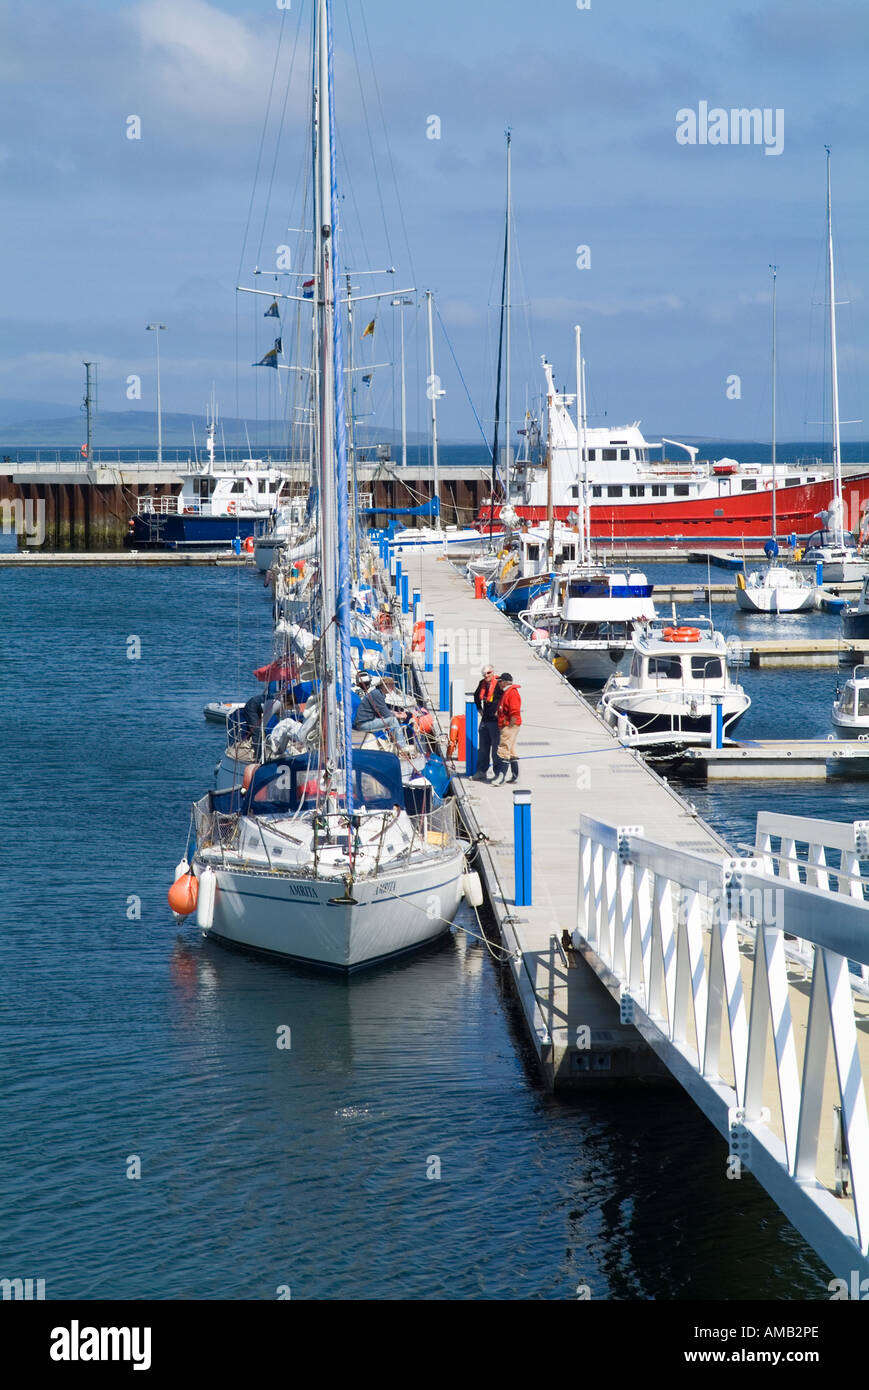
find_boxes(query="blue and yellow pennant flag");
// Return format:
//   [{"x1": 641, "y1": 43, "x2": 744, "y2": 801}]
[
  {"x1": 362, "y1": 319, "x2": 375, "y2": 339},
  {"x1": 264, "y1": 300, "x2": 280, "y2": 318},
  {"x1": 255, "y1": 337, "x2": 282, "y2": 368}
]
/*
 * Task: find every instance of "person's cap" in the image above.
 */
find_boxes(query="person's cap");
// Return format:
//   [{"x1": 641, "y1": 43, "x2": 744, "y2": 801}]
[
  {"x1": 357, "y1": 672, "x2": 371, "y2": 685},
  {"x1": 498, "y1": 672, "x2": 513, "y2": 683}
]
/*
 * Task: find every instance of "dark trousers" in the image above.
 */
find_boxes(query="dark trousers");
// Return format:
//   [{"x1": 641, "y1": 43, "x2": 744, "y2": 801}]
[{"x1": 475, "y1": 719, "x2": 499, "y2": 775}]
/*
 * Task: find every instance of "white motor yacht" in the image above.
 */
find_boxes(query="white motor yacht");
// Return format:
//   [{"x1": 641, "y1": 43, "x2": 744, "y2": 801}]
[
  {"x1": 598, "y1": 617, "x2": 750, "y2": 749},
  {"x1": 832, "y1": 665, "x2": 869, "y2": 736}
]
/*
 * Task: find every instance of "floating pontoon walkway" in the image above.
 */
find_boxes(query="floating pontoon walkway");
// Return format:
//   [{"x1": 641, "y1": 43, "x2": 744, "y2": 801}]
[{"x1": 395, "y1": 549, "x2": 869, "y2": 1280}]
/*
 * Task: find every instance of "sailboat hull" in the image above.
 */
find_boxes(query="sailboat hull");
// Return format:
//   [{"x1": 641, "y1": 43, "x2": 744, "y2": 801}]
[{"x1": 198, "y1": 850, "x2": 468, "y2": 971}]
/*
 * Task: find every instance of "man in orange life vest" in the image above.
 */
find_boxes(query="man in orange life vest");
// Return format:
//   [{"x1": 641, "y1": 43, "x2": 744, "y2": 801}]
[
  {"x1": 491, "y1": 673, "x2": 521, "y2": 785},
  {"x1": 471, "y1": 665, "x2": 502, "y2": 781}
]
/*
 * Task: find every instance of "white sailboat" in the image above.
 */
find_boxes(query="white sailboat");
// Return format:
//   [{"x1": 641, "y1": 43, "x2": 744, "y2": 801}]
[
  {"x1": 736, "y1": 266, "x2": 819, "y2": 613},
  {"x1": 800, "y1": 149, "x2": 868, "y2": 584},
  {"x1": 174, "y1": 0, "x2": 471, "y2": 970}
]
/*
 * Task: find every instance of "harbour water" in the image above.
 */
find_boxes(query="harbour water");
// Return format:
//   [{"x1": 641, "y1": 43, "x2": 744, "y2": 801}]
[{"x1": 3, "y1": 556, "x2": 851, "y2": 1299}]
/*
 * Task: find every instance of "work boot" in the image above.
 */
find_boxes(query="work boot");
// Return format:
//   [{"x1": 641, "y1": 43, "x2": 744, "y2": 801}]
[
  {"x1": 491, "y1": 771, "x2": 506, "y2": 786},
  {"x1": 507, "y1": 761, "x2": 519, "y2": 783},
  {"x1": 471, "y1": 772, "x2": 489, "y2": 782}
]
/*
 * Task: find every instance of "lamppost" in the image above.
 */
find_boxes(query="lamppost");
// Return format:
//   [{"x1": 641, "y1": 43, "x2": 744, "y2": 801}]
[
  {"x1": 146, "y1": 323, "x2": 166, "y2": 465},
  {"x1": 391, "y1": 296, "x2": 414, "y2": 468}
]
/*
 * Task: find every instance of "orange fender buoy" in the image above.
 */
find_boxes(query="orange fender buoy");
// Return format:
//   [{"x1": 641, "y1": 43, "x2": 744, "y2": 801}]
[
  {"x1": 243, "y1": 536, "x2": 255, "y2": 554},
  {"x1": 446, "y1": 714, "x2": 465, "y2": 761},
  {"x1": 242, "y1": 762, "x2": 260, "y2": 792},
  {"x1": 412, "y1": 620, "x2": 425, "y2": 651},
  {"x1": 168, "y1": 873, "x2": 199, "y2": 916},
  {"x1": 414, "y1": 709, "x2": 434, "y2": 735}
]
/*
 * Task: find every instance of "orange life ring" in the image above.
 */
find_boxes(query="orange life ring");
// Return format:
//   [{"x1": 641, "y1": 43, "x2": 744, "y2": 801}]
[
  {"x1": 227, "y1": 500, "x2": 237, "y2": 515},
  {"x1": 80, "y1": 443, "x2": 88, "y2": 459},
  {"x1": 663, "y1": 626, "x2": 701, "y2": 643},
  {"x1": 243, "y1": 536, "x2": 255, "y2": 554}
]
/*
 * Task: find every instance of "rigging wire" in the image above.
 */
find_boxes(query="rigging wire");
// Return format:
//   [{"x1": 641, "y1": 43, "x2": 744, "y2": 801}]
[{"x1": 435, "y1": 303, "x2": 491, "y2": 449}]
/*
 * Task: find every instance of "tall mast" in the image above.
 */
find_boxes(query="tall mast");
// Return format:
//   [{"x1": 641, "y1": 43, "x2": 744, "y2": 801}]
[
  {"x1": 826, "y1": 145, "x2": 843, "y2": 541},
  {"x1": 505, "y1": 128, "x2": 512, "y2": 485},
  {"x1": 575, "y1": 326, "x2": 586, "y2": 565},
  {"x1": 581, "y1": 351, "x2": 590, "y2": 560},
  {"x1": 315, "y1": 0, "x2": 339, "y2": 766},
  {"x1": 489, "y1": 132, "x2": 510, "y2": 537},
  {"x1": 767, "y1": 262, "x2": 778, "y2": 544},
  {"x1": 426, "y1": 289, "x2": 442, "y2": 530}
]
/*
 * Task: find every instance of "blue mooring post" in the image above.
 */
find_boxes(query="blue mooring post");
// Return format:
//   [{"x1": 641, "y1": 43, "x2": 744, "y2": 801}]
[
  {"x1": 816, "y1": 561, "x2": 824, "y2": 586},
  {"x1": 424, "y1": 614, "x2": 434, "y2": 673},
  {"x1": 401, "y1": 572, "x2": 409, "y2": 614},
  {"x1": 412, "y1": 588, "x2": 421, "y2": 615},
  {"x1": 395, "y1": 558, "x2": 403, "y2": 600},
  {"x1": 712, "y1": 697, "x2": 723, "y2": 750},
  {"x1": 513, "y1": 789, "x2": 532, "y2": 906},
  {"x1": 465, "y1": 696, "x2": 478, "y2": 776},
  {"x1": 439, "y1": 645, "x2": 450, "y2": 711}
]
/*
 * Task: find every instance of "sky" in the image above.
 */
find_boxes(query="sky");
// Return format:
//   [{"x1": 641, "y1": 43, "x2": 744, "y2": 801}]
[{"x1": 1, "y1": 0, "x2": 867, "y2": 446}]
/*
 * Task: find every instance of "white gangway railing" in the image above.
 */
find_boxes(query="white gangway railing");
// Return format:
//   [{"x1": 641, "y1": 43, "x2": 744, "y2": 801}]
[{"x1": 576, "y1": 811, "x2": 869, "y2": 1281}]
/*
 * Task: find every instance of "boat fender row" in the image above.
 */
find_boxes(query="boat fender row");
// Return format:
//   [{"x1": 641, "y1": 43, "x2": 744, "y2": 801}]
[
  {"x1": 735, "y1": 572, "x2": 746, "y2": 590},
  {"x1": 167, "y1": 863, "x2": 217, "y2": 930},
  {"x1": 412, "y1": 620, "x2": 426, "y2": 651},
  {"x1": 662, "y1": 626, "x2": 701, "y2": 643},
  {"x1": 461, "y1": 871, "x2": 484, "y2": 908}
]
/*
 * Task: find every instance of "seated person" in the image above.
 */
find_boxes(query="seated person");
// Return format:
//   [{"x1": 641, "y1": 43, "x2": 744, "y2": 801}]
[{"x1": 352, "y1": 674, "x2": 406, "y2": 739}]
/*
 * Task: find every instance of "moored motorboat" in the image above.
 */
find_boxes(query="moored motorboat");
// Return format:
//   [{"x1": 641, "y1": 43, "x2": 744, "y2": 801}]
[
  {"x1": 598, "y1": 617, "x2": 750, "y2": 750},
  {"x1": 832, "y1": 665, "x2": 869, "y2": 736}
]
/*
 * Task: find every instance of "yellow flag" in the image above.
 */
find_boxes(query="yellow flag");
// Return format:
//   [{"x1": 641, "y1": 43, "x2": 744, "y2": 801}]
[{"x1": 362, "y1": 319, "x2": 375, "y2": 338}]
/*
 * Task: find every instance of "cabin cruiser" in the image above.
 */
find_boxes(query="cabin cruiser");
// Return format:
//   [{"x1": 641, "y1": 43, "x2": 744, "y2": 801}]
[
  {"x1": 799, "y1": 505, "x2": 868, "y2": 584},
  {"x1": 521, "y1": 569, "x2": 656, "y2": 684},
  {"x1": 598, "y1": 617, "x2": 750, "y2": 749},
  {"x1": 842, "y1": 575, "x2": 869, "y2": 641},
  {"x1": 832, "y1": 666, "x2": 869, "y2": 735}
]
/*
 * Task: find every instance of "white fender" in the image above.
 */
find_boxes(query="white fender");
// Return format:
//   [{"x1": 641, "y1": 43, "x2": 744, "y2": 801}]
[
  {"x1": 196, "y1": 867, "x2": 217, "y2": 931},
  {"x1": 461, "y1": 871, "x2": 484, "y2": 908},
  {"x1": 174, "y1": 856, "x2": 190, "y2": 882}
]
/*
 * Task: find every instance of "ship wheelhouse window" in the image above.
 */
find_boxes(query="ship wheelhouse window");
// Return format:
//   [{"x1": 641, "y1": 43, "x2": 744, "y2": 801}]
[
  {"x1": 648, "y1": 655, "x2": 683, "y2": 680},
  {"x1": 741, "y1": 478, "x2": 757, "y2": 491},
  {"x1": 629, "y1": 485, "x2": 645, "y2": 497},
  {"x1": 691, "y1": 655, "x2": 722, "y2": 680},
  {"x1": 857, "y1": 690, "x2": 869, "y2": 717},
  {"x1": 587, "y1": 449, "x2": 597, "y2": 461},
  {"x1": 806, "y1": 476, "x2": 816, "y2": 483},
  {"x1": 785, "y1": 477, "x2": 799, "y2": 487},
  {"x1": 651, "y1": 485, "x2": 667, "y2": 498},
  {"x1": 230, "y1": 480, "x2": 245, "y2": 493},
  {"x1": 526, "y1": 544, "x2": 540, "y2": 561},
  {"x1": 674, "y1": 484, "x2": 689, "y2": 496},
  {"x1": 569, "y1": 485, "x2": 579, "y2": 499},
  {"x1": 607, "y1": 485, "x2": 623, "y2": 498},
  {"x1": 559, "y1": 545, "x2": 576, "y2": 562},
  {"x1": 602, "y1": 449, "x2": 617, "y2": 462},
  {"x1": 591, "y1": 486, "x2": 602, "y2": 498},
  {"x1": 630, "y1": 653, "x2": 642, "y2": 677},
  {"x1": 620, "y1": 449, "x2": 631, "y2": 461}
]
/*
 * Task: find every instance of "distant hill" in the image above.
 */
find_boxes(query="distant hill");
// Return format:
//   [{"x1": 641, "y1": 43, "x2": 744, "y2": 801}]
[{"x1": 0, "y1": 406, "x2": 432, "y2": 447}]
